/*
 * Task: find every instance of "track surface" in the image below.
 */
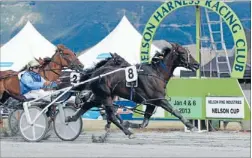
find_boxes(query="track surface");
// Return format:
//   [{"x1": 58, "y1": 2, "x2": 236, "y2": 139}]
[{"x1": 1, "y1": 130, "x2": 250, "y2": 157}]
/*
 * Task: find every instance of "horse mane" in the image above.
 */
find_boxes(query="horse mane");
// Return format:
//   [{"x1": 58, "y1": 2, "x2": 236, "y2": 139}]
[
  {"x1": 39, "y1": 57, "x2": 52, "y2": 68},
  {"x1": 149, "y1": 46, "x2": 174, "y2": 70},
  {"x1": 80, "y1": 53, "x2": 130, "y2": 82},
  {"x1": 18, "y1": 57, "x2": 52, "y2": 72},
  {"x1": 110, "y1": 53, "x2": 130, "y2": 67},
  {"x1": 95, "y1": 58, "x2": 111, "y2": 69},
  {"x1": 80, "y1": 56, "x2": 112, "y2": 81},
  {"x1": 92, "y1": 52, "x2": 129, "y2": 70}
]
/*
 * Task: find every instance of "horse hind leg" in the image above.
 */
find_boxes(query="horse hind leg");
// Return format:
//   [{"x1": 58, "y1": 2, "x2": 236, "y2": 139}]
[
  {"x1": 104, "y1": 105, "x2": 135, "y2": 138},
  {"x1": 123, "y1": 105, "x2": 155, "y2": 129},
  {"x1": 140, "y1": 105, "x2": 155, "y2": 128},
  {"x1": 102, "y1": 97, "x2": 135, "y2": 139}
]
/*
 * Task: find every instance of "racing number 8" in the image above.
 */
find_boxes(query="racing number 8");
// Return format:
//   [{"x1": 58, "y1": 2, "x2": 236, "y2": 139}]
[
  {"x1": 128, "y1": 68, "x2": 134, "y2": 79},
  {"x1": 125, "y1": 66, "x2": 137, "y2": 82}
]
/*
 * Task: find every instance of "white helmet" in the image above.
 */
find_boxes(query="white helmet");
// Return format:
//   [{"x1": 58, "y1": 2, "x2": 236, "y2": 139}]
[{"x1": 27, "y1": 59, "x2": 40, "y2": 68}]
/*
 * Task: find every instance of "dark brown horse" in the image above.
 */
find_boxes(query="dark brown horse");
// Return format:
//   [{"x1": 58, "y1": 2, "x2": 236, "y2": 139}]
[
  {"x1": 0, "y1": 44, "x2": 84, "y2": 104},
  {"x1": 66, "y1": 43, "x2": 200, "y2": 141}
]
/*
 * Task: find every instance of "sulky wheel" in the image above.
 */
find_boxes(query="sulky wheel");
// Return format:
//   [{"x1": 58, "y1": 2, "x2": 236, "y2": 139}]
[
  {"x1": 53, "y1": 106, "x2": 82, "y2": 141},
  {"x1": 8, "y1": 109, "x2": 23, "y2": 136},
  {"x1": 19, "y1": 106, "x2": 48, "y2": 142}
]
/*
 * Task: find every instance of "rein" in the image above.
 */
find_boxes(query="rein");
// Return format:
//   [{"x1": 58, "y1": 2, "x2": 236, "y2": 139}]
[
  {"x1": 139, "y1": 73, "x2": 168, "y2": 84},
  {"x1": 139, "y1": 63, "x2": 169, "y2": 84},
  {"x1": 40, "y1": 53, "x2": 63, "y2": 80}
]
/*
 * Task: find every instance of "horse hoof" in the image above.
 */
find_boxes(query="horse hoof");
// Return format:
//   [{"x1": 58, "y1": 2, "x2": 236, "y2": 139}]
[
  {"x1": 92, "y1": 134, "x2": 98, "y2": 143},
  {"x1": 190, "y1": 127, "x2": 198, "y2": 132},
  {"x1": 105, "y1": 128, "x2": 111, "y2": 133},
  {"x1": 128, "y1": 133, "x2": 136, "y2": 139},
  {"x1": 104, "y1": 125, "x2": 111, "y2": 131},
  {"x1": 92, "y1": 135, "x2": 106, "y2": 143}
]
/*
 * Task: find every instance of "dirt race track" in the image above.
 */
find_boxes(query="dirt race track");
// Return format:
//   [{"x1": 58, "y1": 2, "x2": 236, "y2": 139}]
[{"x1": 1, "y1": 125, "x2": 251, "y2": 157}]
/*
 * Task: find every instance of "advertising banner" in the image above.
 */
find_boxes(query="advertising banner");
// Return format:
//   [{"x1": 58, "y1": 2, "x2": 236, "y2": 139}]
[{"x1": 206, "y1": 96, "x2": 244, "y2": 119}]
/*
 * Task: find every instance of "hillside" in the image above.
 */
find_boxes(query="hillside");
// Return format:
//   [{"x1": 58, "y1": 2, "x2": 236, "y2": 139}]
[{"x1": 1, "y1": 1, "x2": 251, "y2": 53}]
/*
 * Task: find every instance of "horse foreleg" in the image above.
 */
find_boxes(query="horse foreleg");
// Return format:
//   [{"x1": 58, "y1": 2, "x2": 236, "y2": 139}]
[{"x1": 159, "y1": 99, "x2": 196, "y2": 131}]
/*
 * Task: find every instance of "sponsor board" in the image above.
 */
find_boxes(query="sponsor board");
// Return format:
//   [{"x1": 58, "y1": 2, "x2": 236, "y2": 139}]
[
  {"x1": 134, "y1": 97, "x2": 203, "y2": 119},
  {"x1": 206, "y1": 96, "x2": 244, "y2": 119}
]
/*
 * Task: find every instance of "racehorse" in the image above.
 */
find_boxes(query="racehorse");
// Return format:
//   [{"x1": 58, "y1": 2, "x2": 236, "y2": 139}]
[
  {"x1": 0, "y1": 44, "x2": 84, "y2": 104},
  {"x1": 66, "y1": 43, "x2": 200, "y2": 140}
]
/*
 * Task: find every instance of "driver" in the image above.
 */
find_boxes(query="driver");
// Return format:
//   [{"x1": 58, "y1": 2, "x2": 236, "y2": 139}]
[{"x1": 20, "y1": 59, "x2": 58, "y2": 102}]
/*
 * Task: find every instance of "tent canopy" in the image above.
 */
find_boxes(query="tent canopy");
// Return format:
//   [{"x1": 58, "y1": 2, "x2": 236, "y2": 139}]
[
  {"x1": 78, "y1": 16, "x2": 160, "y2": 68},
  {"x1": 0, "y1": 21, "x2": 56, "y2": 71}
]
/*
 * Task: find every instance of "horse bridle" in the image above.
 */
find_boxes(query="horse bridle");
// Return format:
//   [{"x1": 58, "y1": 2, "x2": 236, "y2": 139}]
[
  {"x1": 185, "y1": 47, "x2": 191, "y2": 68},
  {"x1": 164, "y1": 45, "x2": 192, "y2": 69},
  {"x1": 41, "y1": 49, "x2": 82, "y2": 80},
  {"x1": 177, "y1": 47, "x2": 191, "y2": 68},
  {"x1": 58, "y1": 50, "x2": 83, "y2": 71}
]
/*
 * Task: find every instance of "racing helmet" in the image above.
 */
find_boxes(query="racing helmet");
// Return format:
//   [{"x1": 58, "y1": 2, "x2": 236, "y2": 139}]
[{"x1": 27, "y1": 59, "x2": 40, "y2": 69}]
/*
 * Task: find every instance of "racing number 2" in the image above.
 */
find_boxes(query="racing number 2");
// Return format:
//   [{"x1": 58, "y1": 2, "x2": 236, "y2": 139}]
[
  {"x1": 72, "y1": 75, "x2": 77, "y2": 83},
  {"x1": 70, "y1": 72, "x2": 80, "y2": 83}
]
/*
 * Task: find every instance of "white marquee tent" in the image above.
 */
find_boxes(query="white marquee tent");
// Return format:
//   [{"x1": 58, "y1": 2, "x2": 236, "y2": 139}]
[
  {"x1": 0, "y1": 21, "x2": 56, "y2": 71},
  {"x1": 78, "y1": 16, "x2": 160, "y2": 68}
]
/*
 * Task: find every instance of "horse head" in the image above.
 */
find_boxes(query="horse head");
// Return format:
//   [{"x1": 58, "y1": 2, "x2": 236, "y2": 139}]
[
  {"x1": 53, "y1": 44, "x2": 84, "y2": 72},
  {"x1": 161, "y1": 43, "x2": 199, "y2": 72}
]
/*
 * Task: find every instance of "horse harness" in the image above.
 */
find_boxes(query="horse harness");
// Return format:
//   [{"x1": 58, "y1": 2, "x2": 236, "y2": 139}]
[{"x1": 110, "y1": 63, "x2": 169, "y2": 104}]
